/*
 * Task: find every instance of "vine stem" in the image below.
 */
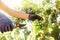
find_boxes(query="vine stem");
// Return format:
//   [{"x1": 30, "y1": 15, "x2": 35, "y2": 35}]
[{"x1": 55, "y1": 9, "x2": 58, "y2": 28}]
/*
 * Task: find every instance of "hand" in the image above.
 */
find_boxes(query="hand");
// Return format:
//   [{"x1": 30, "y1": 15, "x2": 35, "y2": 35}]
[
  {"x1": 29, "y1": 14, "x2": 43, "y2": 21},
  {"x1": 0, "y1": 13, "x2": 14, "y2": 33},
  {"x1": 0, "y1": 19, "x2": 14, "y2": 33}
]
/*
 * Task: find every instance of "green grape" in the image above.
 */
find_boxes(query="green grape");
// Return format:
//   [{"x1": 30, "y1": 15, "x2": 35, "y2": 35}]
[
  {"x1": 0, "y1": 32, "x2": 3, "y2": 40},
  {"x1": 13, "y1": 37, "x2": 22, "y2": 40},
  {"x1": 32, "y1": 20, "x2": 43, "y2": 34},
  {"x1": 56, "y1": 0, "x2": 60, "y2": 10},
  {"x1": 1, "y1": 36, "x2": 6, "y2": 40},
  {"x1": 49, "y1": 36, "x2": 55, "y2": 40},
  {"x1": 3, "y1": 31, "x2": 13, "y2": 40},
  {"x1": 13, "y1": 28, "x2": 20, "y2": 38}
]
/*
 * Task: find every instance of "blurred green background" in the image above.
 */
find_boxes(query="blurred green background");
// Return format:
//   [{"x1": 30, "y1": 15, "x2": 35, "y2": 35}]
[{"x1": 0, "y1": 0, "x2": 60, "y2": 40}]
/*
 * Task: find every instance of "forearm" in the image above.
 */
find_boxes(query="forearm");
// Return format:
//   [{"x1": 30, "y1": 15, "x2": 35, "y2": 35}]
[{"x1": 0, "y1": 2, "x2": 29, "y2": 19}]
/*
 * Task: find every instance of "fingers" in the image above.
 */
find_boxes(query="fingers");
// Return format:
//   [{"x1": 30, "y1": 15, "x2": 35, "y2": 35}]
[
  {"x1": 29, "y1": 14, "x2": 43, "y2": 21},
  {"x1": 37, "y1": 16, "x2": 43, "y2": 21},
  {"x1": 0, "y1": 26, "x2": 10, "y2": 33},
  {"x1": 10, "y1": 24, "x2": 14, "y2": 31},
  {"x1": 5, "y1": 24, "x2": 14, "y2": 31},
  {"x1": 0, "y1": 24, "x2": 14, "y2": 33},
  {"x1": 4, "y1": 27, "x2": 8, "y2": 32},
  {"x1": 1, "y1": 28, "x2": 4, "y2": 33}
]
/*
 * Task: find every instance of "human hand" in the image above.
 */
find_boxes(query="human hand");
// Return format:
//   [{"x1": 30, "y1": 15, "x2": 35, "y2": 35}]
[
  {"x1": 0, "y1": 13, "x2": 14, "y2": 33},
  {"x1": 29, "y1": 14, "x2": 43, "y2": 21}
]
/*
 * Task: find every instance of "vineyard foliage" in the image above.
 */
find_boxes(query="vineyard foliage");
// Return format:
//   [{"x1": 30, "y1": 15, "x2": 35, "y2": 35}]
[{"x1": 0, "y1": 0, "x2": 60, "y2": 40}]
